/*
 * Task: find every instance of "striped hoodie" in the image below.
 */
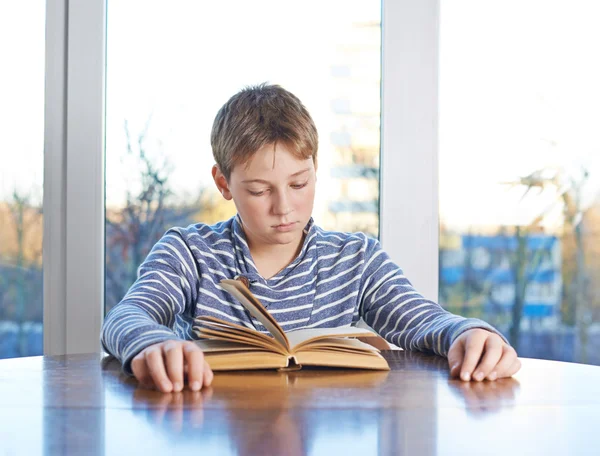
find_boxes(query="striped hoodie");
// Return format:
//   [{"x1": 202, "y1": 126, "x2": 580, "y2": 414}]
[{"x1": 101, "y1": 215, "x2": 506, "y2": 374}]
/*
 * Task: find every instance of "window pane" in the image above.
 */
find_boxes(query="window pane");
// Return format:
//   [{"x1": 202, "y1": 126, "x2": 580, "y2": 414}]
[
  {"x1": 105, "y1": 1, "x2": 381, "y2": 313},
  {"x1": 439, "y1": 1, "x2": 600, "y2": 365},
  {"x1": 0, "y1": 2, "x2": 45, "y2": 358}
]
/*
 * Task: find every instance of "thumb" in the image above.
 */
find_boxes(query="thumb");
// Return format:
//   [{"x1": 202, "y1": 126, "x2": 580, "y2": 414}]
[{"x1": 447, "y1": 335, "x2": 466, "y2": 378}]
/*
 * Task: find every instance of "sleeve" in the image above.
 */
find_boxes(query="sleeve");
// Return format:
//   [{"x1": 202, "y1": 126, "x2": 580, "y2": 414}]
[
  {"x1": 101, "y1": 228, "x2": 200, "y2": 375},
  {"x1": 358, "y1": 237, "x2": 508, "y2": 357}
]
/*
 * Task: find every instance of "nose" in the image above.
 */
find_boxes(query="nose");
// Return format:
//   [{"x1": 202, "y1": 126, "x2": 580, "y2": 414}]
[{"x1": 272, "y1": 189, "x2": 292, "y2": 216}]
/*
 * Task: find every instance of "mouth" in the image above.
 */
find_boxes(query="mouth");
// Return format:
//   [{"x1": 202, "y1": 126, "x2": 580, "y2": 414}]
[{"x1": 272, "y1": 222, "x2": 297, "y2": 232}]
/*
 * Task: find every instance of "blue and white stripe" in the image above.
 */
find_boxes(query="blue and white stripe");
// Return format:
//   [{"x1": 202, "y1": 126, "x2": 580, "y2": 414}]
[{"x1": 101, "y1": 215, "x2": 506, "y2": 374}]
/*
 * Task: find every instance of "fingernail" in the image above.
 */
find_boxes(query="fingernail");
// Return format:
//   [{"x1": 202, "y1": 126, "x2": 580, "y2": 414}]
[
  {"x1": 162, "y1": 382, "x2": 172, "y2": 392},
  {"x1": 488, "y1": 371, "x2": 497, "y2": 381},
  {"x1": 461, "y1": 372, "x2": 470, "y2": 381},
  {"x1": 173, "y1": 382, "x2": 182, "y2": 392},
  {"x1": 474, "y1": 371, "x2": 484, "y2": 381},
  {"x1": 451, "y1": 364, "x2": 459, "y2": 372},
  {"x1": 191, "y1": 381, "x2": 200, "y2": 391}
]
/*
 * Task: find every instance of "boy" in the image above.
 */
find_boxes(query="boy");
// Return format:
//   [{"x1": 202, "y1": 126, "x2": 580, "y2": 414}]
[{"x1": 101, "y1": 84, "x2": 520, "y2": 393}]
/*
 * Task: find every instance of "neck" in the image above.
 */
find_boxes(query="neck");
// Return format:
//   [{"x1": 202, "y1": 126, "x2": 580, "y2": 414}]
[{"x1": 247, "y1": 234, "x2": 305, "y2": 280}]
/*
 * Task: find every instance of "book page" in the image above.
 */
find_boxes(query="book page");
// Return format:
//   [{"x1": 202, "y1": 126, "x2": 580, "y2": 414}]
[
  {"x1": 198, "y1": 326, "x2": 288, "y2": 355},
  {"x1": 197, "y1": 316, "x2": 284, "y2": 348},
  {"x1": 295, "y1": 350, "x2": 390, "y2": 370},
  {"x1": 195, "y1": 339, "x2": 262, "y2": 352},
  {"x1": 296, "y1": 337, "x2": 380, "y2": 354},
  {"x1": 220, "y1": 279, "x2": 290, "y2": 350},
  {"x1": 286, "y1": 326, "x2": 378, "y2": 351},
  {"x1": 201, "y1": 350, "x2": 289, "y2": 371}
]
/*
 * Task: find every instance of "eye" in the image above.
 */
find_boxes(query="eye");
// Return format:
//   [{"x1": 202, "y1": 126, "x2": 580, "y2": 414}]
[
  {"x1": 248, "y1": 190, "x2": 265, "y2": 196},
  {"x1": 291, "y1": 181, "x2": 308, "y2": 190}
]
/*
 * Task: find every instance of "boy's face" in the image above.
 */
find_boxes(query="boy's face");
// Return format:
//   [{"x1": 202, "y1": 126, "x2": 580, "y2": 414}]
[{"x1": 213, "y1": 143, "x2": 316, "y2": 252}]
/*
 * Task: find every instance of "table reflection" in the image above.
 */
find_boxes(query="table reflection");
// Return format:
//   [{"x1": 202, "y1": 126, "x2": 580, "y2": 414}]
[
  {"x1": 120, "y1": 370, "x2": 389, "y2": 455},
  {"x1": 446, "y1": 377, "x2": 520, "y2": 415}
]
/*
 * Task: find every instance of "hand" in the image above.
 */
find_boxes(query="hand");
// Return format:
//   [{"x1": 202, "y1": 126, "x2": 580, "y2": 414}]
[
  {"x1": 131, "y1": 340, "x2": 214, "y2": 393},
  {"x1": 447, "y1": 329, "x2": 521, "y2": 382}
]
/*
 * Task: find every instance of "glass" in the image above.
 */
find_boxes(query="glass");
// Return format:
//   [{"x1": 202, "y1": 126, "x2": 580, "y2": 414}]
[
  {"x1": 0, "y1": 2, "x2": 46, "y2": 358},
  {"x1": 439, "y1": 1, "x2": 600, "y2": 365},
  {"x1": 105, "y1": 0, "x2": 381, "y2": 313}
]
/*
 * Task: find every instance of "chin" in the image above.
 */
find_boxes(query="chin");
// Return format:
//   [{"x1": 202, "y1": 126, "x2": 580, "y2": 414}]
[{"x1": 270, "y1": 231, "x2": 302, "y2": 244}]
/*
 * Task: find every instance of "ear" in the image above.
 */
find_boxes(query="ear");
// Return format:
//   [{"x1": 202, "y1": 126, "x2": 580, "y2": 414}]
[{"x1": 212, "y1": 165, "x2": 233, "y2": 200}]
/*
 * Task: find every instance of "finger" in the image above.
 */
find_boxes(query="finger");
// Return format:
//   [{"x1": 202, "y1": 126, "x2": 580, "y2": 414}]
[
  {"x1": 447, "y1": 337, "x2": 466, "y2": 378},
  {"x1": 131, "y1": 354, "x2": 148, "y2": 383},
  {"x1": 131, "y1": 353, "x2": 155, "y2": 389},
  {"x1": 472, "y1": 336, "x2": 503, "y2": 381},
  {"x1": 460, "y1": 332, "x2": 486, "y2": 381},
  {"x1": 145, "y1": 346, "x2": 173, "y2": 393},
  {"x1": 486, "y1": 345, "x2": 519, "y2": 380},
  {"x1": 499, "y1": 357, "x2": 522, "y2": 379},
  {"x1": 163, "y1": 342, "x2": 185, "y2": 392},
  {"x1": 182, "y1": 342, "x2": 205, "y2": 391},
  {"x1": 138, "y1": 375, "x2": 156, "y2": 390},
  {"x1": 203, "y1": 360, "x2": 214, "y2": 387}
]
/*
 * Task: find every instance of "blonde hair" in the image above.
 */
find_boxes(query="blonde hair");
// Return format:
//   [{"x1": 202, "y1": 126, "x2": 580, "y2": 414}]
[{"x1": 211, "y1": 83, "x2": 318, "y2": 180}]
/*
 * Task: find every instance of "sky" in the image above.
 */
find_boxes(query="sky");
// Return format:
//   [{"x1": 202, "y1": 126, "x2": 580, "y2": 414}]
[
  {"x1": 439, "y1": 0, "x2": 600, "y2": 230},
  {"x1": 1, "y1": 0, "x2": 599, "y2": 231}
]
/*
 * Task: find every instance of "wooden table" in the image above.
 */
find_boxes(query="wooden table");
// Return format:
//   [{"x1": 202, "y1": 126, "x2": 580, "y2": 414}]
[{"x1": 1, "y1": 350, "x2": 599, "y2": 456}]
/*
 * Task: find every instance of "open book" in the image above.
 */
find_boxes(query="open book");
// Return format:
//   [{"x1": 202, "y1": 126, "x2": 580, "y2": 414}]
[{"x1": 192, "y1": 278, "x2": 390, "y2": 371}]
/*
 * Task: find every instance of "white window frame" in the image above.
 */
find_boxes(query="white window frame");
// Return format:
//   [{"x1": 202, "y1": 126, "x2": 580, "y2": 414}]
[
  {"x1": 43, "y1": 0, "x2": 439, "y2": 354},
  {"x1": 380, "y1": 0, "x2": 439, "y2": 302},
  {"x1": 44, "y1": 0, "x2": 106, "y2": 355}
]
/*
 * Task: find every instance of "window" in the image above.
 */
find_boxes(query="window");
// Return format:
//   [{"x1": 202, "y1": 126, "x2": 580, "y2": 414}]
[
  {"x1": 104, "y1": 0, "x2": 382, "y2": 313},
  {"x1": 0, "y1": 2, "x2": 46, "y2": 358},
  {"x1": 439, "y1": 1, "x2": 600, "y2": 365}
]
